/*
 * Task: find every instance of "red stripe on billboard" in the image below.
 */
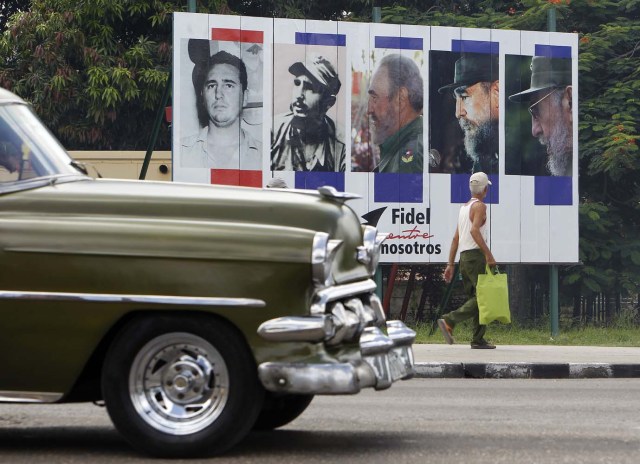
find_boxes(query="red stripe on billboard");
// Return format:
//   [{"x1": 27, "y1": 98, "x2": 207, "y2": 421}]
[
  {"x1": 211, "y1": 169, "x2": 262, "y2": 188},
  {"x1": 211, "y1": 28, "x2": 264, "y2": 43},
  {"x1": 239, "y1": 170, "x2": 262, "y2": 187}
]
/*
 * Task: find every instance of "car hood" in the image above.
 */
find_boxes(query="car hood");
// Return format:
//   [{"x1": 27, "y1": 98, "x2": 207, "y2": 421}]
[{"x1": 2, "y1": 177, "x2": 370, "y2": 283}]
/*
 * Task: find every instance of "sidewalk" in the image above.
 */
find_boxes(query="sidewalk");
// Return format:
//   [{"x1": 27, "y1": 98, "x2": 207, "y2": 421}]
[{"x1": 412, "y1": 344, "x2": 640, "y2": 379}]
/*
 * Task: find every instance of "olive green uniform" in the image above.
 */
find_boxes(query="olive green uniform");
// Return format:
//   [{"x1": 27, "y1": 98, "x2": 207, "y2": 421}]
[{"x1": 376, "y1": 116, "x2": 423, "y2": 174}]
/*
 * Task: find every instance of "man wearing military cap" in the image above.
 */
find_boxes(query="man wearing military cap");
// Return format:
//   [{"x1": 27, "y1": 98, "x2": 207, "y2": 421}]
[
  {"x1": 367, "y1": 53, "x2": 424, "y2": 174},
  {"x1": 181, "y1": 41, "x2": 262, "y2": 170},
  {"x1": 438, "y1": 52, "x2": 499, "y2": 175},
  {"x1": 271, "y1": 55, "x2": 346, "y2": 172},
  {"x1": 509, "y1": 56, "x2": 573, "y2": 176}
]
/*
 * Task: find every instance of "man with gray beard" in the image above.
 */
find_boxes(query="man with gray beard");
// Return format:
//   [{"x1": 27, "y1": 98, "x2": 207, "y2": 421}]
[
  {"x1": 438, "y1": 53, "x2": 499, "y2": 174},
  {"x1": 509, "y1": 56, "x2": 573, "y2": 176},
  {"x1": 367, "y1": 53, "x2": 424, "y2": 173}
]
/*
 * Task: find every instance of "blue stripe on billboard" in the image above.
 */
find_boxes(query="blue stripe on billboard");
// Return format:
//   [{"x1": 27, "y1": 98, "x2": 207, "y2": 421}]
[
  {"x1": 374, "y1": 173, "x2": 423, "y2": 203},
  {"x1": 295, "y1": 32, "x2": 346, "y2": 47},
  {"x1": 535, "y1": 45, "x2": 572, "y2": 58},
  {"x1": 374, "y1": 36, "x2": 423, "y2": 50},
  {"x1": 534, "y1": 176, "x2": 572, "y2": 205},
  {"x1": 451, "y1": 40, "x2": 499, "y2": 54},
  {"x1": 294, "y1": 172, "x2": 345, "y2": 191},
  {"x1": 450, "y1": 174, "x2": 500, "y2": 204}
]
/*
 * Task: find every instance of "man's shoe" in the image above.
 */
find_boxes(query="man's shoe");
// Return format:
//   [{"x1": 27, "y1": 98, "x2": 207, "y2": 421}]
[
  {"x1": 471, "y1": 341, "x2": 496, "y2": 349},
  {"x1": 437, "y1": 319, "x2": 455, "y2": 345}
]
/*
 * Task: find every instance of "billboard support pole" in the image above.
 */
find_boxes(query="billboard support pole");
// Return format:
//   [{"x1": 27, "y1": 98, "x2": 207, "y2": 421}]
[
  {"x1": 372, "y1": 6, "x2": 381, "y2": 23},
  {"x1": 548, "y1": 6, "x2": 560, "y2": 338},
  {"x1": 550, "y1": 265, "x2": 559, "y2": 337},
  {"x1": 547, "y1": 6, "x2": 557, "y2": 33},
  {"x1": 140, "y1": 1, "x2": 196, "y2": 180},
  {"x1": 139, "y1": 75, "x2": 171, "y2": 179},
  {"x1": 372, "y1": 4, "x2": 384, "y2": 300}
]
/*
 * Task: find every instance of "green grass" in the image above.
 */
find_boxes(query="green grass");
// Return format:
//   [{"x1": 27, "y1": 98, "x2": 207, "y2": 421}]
[{"x1": 412, "y1": 320, "x2": 640, "y2": 346}]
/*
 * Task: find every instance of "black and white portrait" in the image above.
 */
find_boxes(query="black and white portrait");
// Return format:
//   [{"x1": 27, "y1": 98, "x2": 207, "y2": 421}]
[
  {"x1": 179, "y1": 38, "x2": 263, "y2": 171},
  {"x1": 271, "y1": 44, "x2": 346, "y2": 172}
]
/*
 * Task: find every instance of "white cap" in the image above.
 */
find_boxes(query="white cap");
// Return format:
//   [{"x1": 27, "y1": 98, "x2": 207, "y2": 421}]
[
  {"x1": 266, "y1": 177, "x2": 288, "y2": 188},
  {"x1": 469, "y1": 172, "x2": 492, "y2": 187}
]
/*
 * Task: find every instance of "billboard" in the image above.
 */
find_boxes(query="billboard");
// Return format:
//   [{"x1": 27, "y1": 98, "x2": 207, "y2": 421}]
[{"x1": 172, "y1": 13, "x2": 579, "y2": 264}]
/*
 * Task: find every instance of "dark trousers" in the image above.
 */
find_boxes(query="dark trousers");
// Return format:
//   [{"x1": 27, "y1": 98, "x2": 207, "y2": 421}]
[{"x1": 443, "y1": 248, "x2": 487, "y2": 344}]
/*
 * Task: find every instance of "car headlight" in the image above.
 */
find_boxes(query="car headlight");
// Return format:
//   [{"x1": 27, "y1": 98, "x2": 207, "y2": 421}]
[
  {"x1": 312, "y1": 232, "x2": 343, "y2": 288},
  {"x1": 357, "y1": 226, "x2": 388, "y2": 275}
]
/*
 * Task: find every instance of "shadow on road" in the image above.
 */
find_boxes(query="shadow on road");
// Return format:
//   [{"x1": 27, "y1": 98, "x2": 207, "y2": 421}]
[
  {"x1": 0, "y1": 426, "x2": 425, "y2": 460},
  {"x1": 0, "y1": 426, "x2": 132, "y2": 455},
  {"x1": 232, "y1": 429, "x2": 425, "y2": 456}
]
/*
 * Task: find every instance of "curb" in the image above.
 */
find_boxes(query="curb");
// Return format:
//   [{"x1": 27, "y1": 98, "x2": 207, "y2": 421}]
[{"x1": 414, "y1": 362, "x2": 640, "y2": 379}]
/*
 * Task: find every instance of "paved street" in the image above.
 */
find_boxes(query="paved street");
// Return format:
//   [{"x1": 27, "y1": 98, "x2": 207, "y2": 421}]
[{"x1": 0, "y1": 378, "x2": 639, "y2": 463}]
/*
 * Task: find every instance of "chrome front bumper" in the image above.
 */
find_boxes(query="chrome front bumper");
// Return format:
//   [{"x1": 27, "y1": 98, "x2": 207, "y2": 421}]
[{"x1": 257, "y1": 285, "x2": 415, "y2": 395}]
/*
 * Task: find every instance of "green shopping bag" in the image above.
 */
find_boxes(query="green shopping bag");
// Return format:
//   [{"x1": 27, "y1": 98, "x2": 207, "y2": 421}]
[{"x1": 477, "y1": 265, "x2": 511, "y2": 325}]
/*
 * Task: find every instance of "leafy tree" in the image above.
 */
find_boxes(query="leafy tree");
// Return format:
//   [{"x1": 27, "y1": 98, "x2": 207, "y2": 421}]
[
  {"x1": 0, "y1": 0, "x2": 29, "y2": 32},
  {"x1": 0, "y1": 0, "x2": 182, "y2": 150},
  {"x1": 227, "y1": 0, "x2": 358, "y2": 20},
  {"x1": 569, "y1": 3, "x2": 640, "y2": 306}
]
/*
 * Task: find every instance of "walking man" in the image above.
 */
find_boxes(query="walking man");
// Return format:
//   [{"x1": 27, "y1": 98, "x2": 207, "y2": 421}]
[{"x1": 438, "y1": 171, "x2": 497, "y2": 349}]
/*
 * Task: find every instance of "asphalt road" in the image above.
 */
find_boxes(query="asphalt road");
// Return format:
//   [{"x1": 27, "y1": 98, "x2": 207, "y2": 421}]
[{"x1": 0, "y1": 379, "x2": 639, "y2": 463}]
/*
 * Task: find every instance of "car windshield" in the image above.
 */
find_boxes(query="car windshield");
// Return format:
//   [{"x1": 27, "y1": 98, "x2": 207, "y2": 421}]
[{"x1": 0, "y1": 103, "x2": 79, "y2": 183}]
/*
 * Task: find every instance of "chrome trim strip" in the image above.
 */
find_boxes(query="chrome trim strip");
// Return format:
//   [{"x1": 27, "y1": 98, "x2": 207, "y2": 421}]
[
  {"x1": 325, "y1": 302, "x2": 361, "y2": 346},
  {"x1": 357, "y1": 226, "x2": 377, "y2": 265},
  {"x1": 258, "y1": 362, "x2": 368, "y2": 394},
  {"x1": 0, "y1": 291, "x2": 266, "y2": 308},
  {"x1": 311, "y1": 279, "x2": 376, "y2": 315},
  {"x1": 257, "y1": 316, "x2": 334, "y2": 342},
  {"x1": 311, "y1": 232, "x2": 330, "y2": 265},
  {"x1": 0, "y1": 391, "x2": 63, "y2": 403},
  {"x1": 360, "y1": 327, "x2": 395, "y2": 356},
  {"x1": 312, "y1": 232, "x2": 344, "y2": 288},
  {"x1": 386, "y1": 320, "x2": 417, "y2": 346},
  {"x1": 369, "y1": 294, "x2": 387, "y2": 325}
]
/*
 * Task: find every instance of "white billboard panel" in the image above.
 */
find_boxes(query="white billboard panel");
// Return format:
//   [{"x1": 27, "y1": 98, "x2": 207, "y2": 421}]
[{"x1": 172, "y1": 14, "x2": 579, "y2": 264}]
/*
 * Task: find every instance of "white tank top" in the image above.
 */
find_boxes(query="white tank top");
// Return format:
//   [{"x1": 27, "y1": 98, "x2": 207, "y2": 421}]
[{"x1": 458, "y1": 198, "x2": 488, "y2": 253}]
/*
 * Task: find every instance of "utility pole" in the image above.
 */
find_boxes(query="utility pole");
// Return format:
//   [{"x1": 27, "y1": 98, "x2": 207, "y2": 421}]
[
  {"x1": 140, "y1": 0, "x2": 197, "y2": 180},
  {"x1": 548, "y1": 5, "x2": 559, "y2": 338},
  {"x1": 372, "y1": 3, "x2": 384, "y2": 301}
]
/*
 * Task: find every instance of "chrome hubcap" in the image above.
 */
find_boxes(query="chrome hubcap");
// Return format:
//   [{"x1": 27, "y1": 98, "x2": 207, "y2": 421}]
[{"x1": 129, "y1": 332, "x2": 229, "y2": 435}]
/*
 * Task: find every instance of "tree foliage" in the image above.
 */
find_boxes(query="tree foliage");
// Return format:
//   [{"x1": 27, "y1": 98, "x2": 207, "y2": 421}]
[
  {"x1": 0, "y1": 0, "x2": 182, "y2": 149},
  {"x1": 572, "y1": 2, "x2": 640, "y2": 300},
  {"x1": 0, "y1": 0, "x2": 29, "y2": 32},
  {"x1": 226, "y1": 0, "x2": 368, "y2": 20}
]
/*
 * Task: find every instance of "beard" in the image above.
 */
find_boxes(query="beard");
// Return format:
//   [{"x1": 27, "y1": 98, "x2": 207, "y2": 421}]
[
  {"x1": 460, "y1": 117, "x2": 498, "y2": 164},
  {"x1": 371, "y1": 112, "x2": 399, "y2": 145},
  {"x1": 540, "y1": 123, "x2": 572, "y2": 176}
]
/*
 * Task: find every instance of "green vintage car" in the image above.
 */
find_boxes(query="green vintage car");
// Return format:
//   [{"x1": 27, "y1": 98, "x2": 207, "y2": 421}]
[{"x1": 0, "y1": 88, "x2": 415, "y2": 457}]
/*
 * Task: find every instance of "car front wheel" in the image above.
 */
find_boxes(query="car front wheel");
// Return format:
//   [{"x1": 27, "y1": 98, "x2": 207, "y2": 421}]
[{"x1": 101, "y1": 315, "x2": 264, "y2": 458}]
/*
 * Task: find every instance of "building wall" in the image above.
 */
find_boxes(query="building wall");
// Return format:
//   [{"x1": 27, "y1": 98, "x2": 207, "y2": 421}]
[{"x1": 69, "y1": 151, "x2": 172, "y2": 181}]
